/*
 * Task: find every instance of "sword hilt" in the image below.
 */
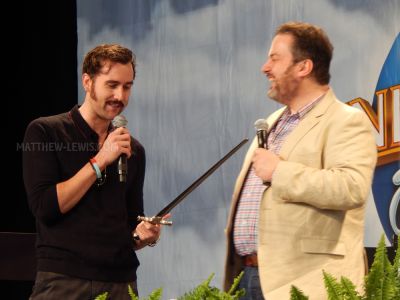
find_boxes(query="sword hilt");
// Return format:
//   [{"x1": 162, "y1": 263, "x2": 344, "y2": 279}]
[{"x1": 137, "y1": 216, "x2": 173, "y2": 226}]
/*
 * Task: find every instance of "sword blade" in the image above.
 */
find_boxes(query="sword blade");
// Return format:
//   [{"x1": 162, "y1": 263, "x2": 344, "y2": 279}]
[{"x1": 156, "y1": 138, "x2": 249, "y2": 217}]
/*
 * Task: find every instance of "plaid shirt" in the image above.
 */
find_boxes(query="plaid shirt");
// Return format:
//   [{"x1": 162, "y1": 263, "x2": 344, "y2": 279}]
[{"x1": 233, "y1": 94, "x2": 325, "y2": 256}]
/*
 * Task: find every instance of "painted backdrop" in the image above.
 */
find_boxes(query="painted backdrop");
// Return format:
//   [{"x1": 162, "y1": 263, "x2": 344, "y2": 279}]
[{"x1": 77, "y1": 0, "x2": 399, "y2": 298}]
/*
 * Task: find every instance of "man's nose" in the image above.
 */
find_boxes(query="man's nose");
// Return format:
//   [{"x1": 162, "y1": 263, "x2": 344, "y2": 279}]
[
  {"x1": 114, "y1": 86, "x2": 126, "y2": 100},
  {"x1": 261, "y1": 60, "x2": 270, "y2": 73}
]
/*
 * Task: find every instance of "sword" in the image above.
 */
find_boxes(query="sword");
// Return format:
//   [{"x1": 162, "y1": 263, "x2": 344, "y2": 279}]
[{"x1": 138, "y1": 138, "x2": 249, "y2": 225}]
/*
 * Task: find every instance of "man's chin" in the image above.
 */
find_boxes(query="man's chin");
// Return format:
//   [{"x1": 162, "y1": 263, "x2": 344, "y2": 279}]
[{"x1": 267, "y1": 90, "x2": 278, "y2": 101}]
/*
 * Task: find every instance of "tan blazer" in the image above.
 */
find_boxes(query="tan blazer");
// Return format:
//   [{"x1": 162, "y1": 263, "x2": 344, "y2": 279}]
[{"x1": 224, "y1": 89, "x2": 377, "y2": 299}]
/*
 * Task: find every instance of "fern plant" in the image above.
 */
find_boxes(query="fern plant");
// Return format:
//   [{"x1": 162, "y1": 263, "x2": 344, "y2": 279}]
[
  {"x1": 94, "y1": 272, "x2": 244, "y2": 300},
  {"x1": 94, "y1": 285, "x2": 162, "y2": 300},
  {"x1": 289, "y1": 286, "x2": 309, "y2": 300},
  {"x1": 290, "y1": 234, "x2": 400, "y2": 300},
  {"x1": 179, "y1": 272, "x2": 244, "y2": 300},
  {"x1": 95, "y1": 234, "x2": 399, "y2": 300}
]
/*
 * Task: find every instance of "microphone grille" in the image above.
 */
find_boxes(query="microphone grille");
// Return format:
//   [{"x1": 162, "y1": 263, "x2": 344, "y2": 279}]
[
  {"x1": 112, "y1": 115, "x2": 128, "y2": 128},
  {"x1": 254, "y1": 119, "x2": 268, "y2": 131}
]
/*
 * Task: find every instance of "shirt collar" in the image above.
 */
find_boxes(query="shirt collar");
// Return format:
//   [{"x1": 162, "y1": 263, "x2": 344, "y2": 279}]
[
  {"x1": 68, "y1": 105, "x2": 113, "y2": 141},
  {"x1": 283, "y1": 92, "x2": 327, "y2": 120}
]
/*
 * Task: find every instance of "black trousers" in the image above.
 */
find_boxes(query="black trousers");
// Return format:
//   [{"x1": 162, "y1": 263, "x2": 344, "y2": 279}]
[{"x1": 29, "y1": 271, "x2": 138, "y2": 300}]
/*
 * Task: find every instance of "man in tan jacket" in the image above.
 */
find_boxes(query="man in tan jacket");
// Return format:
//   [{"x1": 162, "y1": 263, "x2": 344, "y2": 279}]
[{"x1": 224, "y1": 22, "x2": 377, "y2": 299}]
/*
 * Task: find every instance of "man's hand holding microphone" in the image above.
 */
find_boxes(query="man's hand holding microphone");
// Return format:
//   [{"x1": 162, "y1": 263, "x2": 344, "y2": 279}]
[
  {"x1": 93, "y1": 125, "x2": 132, "y2": 173},
  {"x1": 252, "y1": 119, "x2": 281, "y2": 183}
]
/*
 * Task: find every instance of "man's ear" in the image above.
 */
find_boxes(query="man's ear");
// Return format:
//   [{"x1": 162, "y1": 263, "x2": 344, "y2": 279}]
[
  {"x1": 82, "y1": 73, "x2": 92, "y2": 92},
  {"x1": 298, "y1": 59, "x2": 313, "y2": 77}
]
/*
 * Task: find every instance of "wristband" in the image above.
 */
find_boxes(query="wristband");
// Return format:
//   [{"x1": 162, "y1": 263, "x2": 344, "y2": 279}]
[{"x1": 89, "y1": 158, "x2": 102, "y2": 179}]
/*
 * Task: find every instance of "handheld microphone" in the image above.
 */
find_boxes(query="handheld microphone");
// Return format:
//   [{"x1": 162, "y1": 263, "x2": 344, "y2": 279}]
[
  {"x1": 255, "y1": 119, "x2": 271, "y2": 186},
  {"x1": 112, "y1": 115, "x2": 128, "y2": 182},
  {"x1": 254, "y1": 119, "x2": 269, "y2": 149}
]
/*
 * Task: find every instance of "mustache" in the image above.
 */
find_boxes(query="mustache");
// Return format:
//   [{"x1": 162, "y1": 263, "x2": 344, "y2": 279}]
[{"x1": 106, "y1": 100, "x2": 125, "y2": 107}]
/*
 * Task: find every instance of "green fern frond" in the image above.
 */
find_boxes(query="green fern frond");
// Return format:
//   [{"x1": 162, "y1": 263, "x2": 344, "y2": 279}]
[
  {"x1": 229, "y1": 288, "x2": 246, "y2": 300},
  {"x1": 178, "y1": 272, "x2": 245, "y2": 300},
  {"x1": 340, "y1": 276, "x2": 361, "y2": 300},
  {"x1": 285, "y1": 233, "x2": 399, "y2": 300},
  {"x1": 290, "y1": 285, "x2": 309, "y2": 300},
  {"x1": 365, "y1": 234, "x2": 397, "y2": 300},
  {"x1": 206, "y1": 273, "x2": 216, "y2": 286},
  {"x1": 393, "y1": 236, "x2": 400, "y2": 280},
  {"x1": 178, "y1": 274, "x2": 215, "y2": 300},
  {"x1": 94, "y1": 292, "x2": 108, "y2": 300},
  {"x1": 394, "y1": 241, "x2": 400, "y2": 300},
  {"x1": 382, "y1": 262, "x2": 397, "y2": 300},
  {"x1": 146, "y1": 287, "x2": 163, "y2": 300},
  {"x1": 323, "y1": 270, "x2": 343, "y2": 300},
  {"x1": 227, "y1": 271, "x2": 244, "y2": 296},
  {"x1": 127, "y1": 284, "x2": 139, "y2": 300},
  {"x1": 365, "y1": 234, "x2": 386, "y2": 299},
  {"x1": 394, "y1": 237, "x2": 400, "y2": 300}
]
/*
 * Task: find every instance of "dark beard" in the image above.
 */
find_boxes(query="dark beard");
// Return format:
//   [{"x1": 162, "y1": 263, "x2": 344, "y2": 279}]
[{"x1": 268, "y1": 64, "x2": 300, "y2": 104}]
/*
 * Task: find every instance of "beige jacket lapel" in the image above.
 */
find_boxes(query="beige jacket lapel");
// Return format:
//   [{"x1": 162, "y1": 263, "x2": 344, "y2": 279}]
[{"x1": 278, "y1": 89, "x2": 336, "y2": 160}]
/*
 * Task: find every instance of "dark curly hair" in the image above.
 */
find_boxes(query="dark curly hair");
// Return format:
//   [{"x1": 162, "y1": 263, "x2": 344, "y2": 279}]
[
  {"x1": 276, "y1": 22, "x2": 333, "y2": 84},
  {"x1": 82, "y1": 44, "x2": 136, "y2": 79}
]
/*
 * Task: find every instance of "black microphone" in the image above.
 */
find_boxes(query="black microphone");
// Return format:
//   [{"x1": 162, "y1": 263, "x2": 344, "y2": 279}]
[
  {"x1": 112, "y1": 115, "x2": 128, "y2": 182},
  {"x1": 254, "y1": 119, "x2": 271, "y2": 187},
  {"x1": 254, "y1": 119, "x2": 269, "y2": 149}
]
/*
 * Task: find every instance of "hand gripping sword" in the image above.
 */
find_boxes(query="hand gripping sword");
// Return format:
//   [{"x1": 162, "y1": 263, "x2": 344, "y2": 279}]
[{"x1": 137, "y1": 138, "x2": 249, "y2": 225}]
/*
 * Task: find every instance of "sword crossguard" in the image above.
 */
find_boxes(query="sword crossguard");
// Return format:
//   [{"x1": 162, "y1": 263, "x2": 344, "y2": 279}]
[{"x1": 137, "y1": 216, "x2": 173, "y2": 226}]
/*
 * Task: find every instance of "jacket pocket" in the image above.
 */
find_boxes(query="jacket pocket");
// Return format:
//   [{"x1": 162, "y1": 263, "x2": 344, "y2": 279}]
[{"x1": 300, "y1": 238, "x2": 346, "y2": 256}]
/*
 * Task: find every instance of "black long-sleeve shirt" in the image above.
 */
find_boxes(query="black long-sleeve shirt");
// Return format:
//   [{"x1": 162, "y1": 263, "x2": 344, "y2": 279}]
[{"x1": 22, "y1": 105, "x2": 145, "y2": 282}]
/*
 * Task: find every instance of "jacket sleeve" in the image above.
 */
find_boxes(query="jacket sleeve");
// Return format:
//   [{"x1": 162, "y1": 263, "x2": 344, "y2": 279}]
[
  {"x1": 271, "y1": 108, "x2": 377, "y2": 210},
  {"x1": 22, "y1": 119, "x2": 63, "y2": 224}
]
